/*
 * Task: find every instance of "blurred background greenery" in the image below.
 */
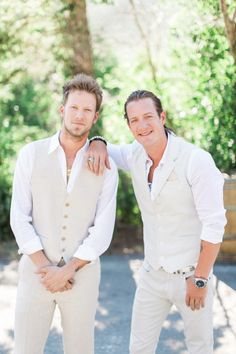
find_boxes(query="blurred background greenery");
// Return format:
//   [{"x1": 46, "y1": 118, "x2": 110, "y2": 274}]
[{"x1": 0, "y1": 0, "x2": 235, "y2": 249}]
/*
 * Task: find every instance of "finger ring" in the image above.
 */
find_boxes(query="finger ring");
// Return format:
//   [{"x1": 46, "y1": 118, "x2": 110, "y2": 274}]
[{"x1": 87, "y1": 156, "x2": 95, "y2": 163}]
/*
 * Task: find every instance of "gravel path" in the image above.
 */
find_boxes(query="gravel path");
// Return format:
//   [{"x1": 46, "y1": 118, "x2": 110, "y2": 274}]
[{"x1": 0, "y1": 255, "x2": 235, "y2": 354}]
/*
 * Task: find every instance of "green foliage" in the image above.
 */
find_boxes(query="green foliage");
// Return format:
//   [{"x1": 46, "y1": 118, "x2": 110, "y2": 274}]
[
  {"x1": 150, "y1": 0, "x2": 236, "y2": 173},
  {"x1": 116, "y1": 171, "x2": 141, "y2": 226},
  {"x1": 0, "y1": 75, "x2": 56, "y2": 240},
  {"x1": 171, "y1": 23, "x2": 236, "y2": 172},
  {"x1": 187, "y1": 27, "x2": 236, "y2": 171},
  {"x1": 0, "y1": 0, "x2": 62, "y2": 240},
  {"x1": 0, "y1": 173, "x2": 11, "y2": 241}
]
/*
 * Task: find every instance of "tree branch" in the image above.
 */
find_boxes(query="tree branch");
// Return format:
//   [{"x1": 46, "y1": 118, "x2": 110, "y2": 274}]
[
  {"x1": 233, "y1": 6, "x2": 236, "y2": 22},
  {"x1": 129, "y1": 0, "x2": 158, "y2": 85}
]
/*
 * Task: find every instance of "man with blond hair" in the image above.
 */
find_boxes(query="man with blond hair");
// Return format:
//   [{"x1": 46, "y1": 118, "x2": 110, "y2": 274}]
[{"x1": 11, "y1": 73, "x2": 118, "y2": 354}]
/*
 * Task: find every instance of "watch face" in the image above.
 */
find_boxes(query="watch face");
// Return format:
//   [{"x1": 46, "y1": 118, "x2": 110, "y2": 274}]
[{"x1": 195, "y1": 279, "x2": 205, "y2": 288}]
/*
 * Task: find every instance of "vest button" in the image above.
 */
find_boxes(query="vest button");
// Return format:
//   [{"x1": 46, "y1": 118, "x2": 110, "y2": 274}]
[
  {"x1": 65, "y1": 203, "x2": 70, "y2": 207},
  {"x1": 62, "y1": 226, "x2": 67, "y2": 230},
  {"x1": 64, "y1": 214, "x2": 68, "y2": 218},
  {"x1": 61, "y1": 237, "x2": 66, "y2": 241},
  {"x1": 61, "y1": 248, "x2": 66, "y2": 252}
]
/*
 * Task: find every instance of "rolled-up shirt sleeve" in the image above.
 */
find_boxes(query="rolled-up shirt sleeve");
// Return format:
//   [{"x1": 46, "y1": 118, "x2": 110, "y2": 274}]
[
  {"x1": 73, "y1": 158, "x2": 118, "y2": 261},
  {"x1": 10, "y1": 144, "x2": 44, "y2": 255},
  {"x1": 187, "y1": 149, "x2": 227, "y2": 244}
]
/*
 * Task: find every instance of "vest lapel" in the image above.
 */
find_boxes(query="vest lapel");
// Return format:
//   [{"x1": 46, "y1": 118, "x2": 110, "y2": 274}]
[
  {"x1": 152, "y1": 135, "x2": 180, "y2": 198},
  {"x1": 132, "y1": 145, "x2": 151, "y2": 198}
]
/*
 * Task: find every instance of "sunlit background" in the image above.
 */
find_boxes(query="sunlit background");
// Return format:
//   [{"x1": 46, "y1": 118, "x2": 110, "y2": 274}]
[{"x1": 0, "y1": 0, "x2": 235, "y2": 247}]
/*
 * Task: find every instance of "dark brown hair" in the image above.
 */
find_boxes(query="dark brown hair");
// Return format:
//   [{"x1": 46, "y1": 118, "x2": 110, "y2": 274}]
[{"x1": 63, "y1": 73, "x2": 103, "y2": 111}]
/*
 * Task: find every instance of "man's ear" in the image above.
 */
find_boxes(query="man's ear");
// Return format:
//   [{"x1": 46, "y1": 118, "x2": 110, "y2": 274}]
[
  {"x1": 93, "y1": 112, "x2": 99, "y2": 124},
  {"x1": 160, "y1": 111, "x2": 166, "y2": 125},
  {"x1": 59, "y1": 105, "x2": 64, "y2": 118}
]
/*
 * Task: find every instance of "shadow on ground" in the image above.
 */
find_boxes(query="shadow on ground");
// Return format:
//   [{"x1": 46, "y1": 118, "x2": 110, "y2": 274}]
[{"x1": 0, "y1": 255, "x2": 235, "y2": 354}]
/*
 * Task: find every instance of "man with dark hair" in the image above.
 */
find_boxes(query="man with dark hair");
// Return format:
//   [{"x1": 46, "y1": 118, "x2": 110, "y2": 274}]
[
  {"x1": 10, "y1": 73, "x2": 118, "y2": 354},
  {"x1": 87, "y1": 89, "x2": 226, "y2": 354}
]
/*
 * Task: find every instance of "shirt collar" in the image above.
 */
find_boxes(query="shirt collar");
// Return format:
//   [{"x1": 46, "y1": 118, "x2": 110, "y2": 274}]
[
  {"x1": 48, "y1": 131, "x2": 60, "y2": 154},
  {"x1": 48, "y1": 131, "x2": 89, "y2": 154},
  {"x1": 145, "y1": 133, "x2": 171, "y2": 166}
]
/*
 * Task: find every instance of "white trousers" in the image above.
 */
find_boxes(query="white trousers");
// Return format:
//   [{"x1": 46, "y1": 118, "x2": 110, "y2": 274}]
[
  {"x1": 14, "y1": 255, "x2": 100, "y2": 354},
  {"x1": 130, "y1": 264, "x2": 214, "y2": 354}
]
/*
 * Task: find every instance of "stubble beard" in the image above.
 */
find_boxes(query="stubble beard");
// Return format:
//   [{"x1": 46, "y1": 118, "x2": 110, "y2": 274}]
[{"x1": 64, "y1": 124, "x2": 90, "y2": 141}]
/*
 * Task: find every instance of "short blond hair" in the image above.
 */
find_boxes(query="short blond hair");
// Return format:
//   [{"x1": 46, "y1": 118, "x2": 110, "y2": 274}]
[{"x1": 63, "y1": 73, "x2": 103, "y2": 111}]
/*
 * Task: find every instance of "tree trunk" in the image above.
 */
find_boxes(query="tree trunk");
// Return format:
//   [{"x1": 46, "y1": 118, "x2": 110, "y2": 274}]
[
  {"x1": 220, "y1": 0, "x2": 236, "y2": 65},
  {"x1": 58, "y1": 0, "x2": 93, "y2": 76}
]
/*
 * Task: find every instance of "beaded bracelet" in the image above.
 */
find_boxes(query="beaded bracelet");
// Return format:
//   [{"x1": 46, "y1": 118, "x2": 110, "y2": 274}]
[{"x1": 89, "y1": 136, "x2": 107, "y2": 145}]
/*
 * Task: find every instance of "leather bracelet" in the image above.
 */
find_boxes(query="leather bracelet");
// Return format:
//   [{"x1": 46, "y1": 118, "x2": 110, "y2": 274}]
[{"x1": 89, "y1": 136, "x2": 107, "y2": 145}]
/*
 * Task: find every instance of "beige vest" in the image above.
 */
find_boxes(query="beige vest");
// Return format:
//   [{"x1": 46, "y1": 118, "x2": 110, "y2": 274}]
[
  {"x1": 130, "y1": 135, "x2": 202, "y2": 272},
  {"x1": 31, "y1": 138, "x2": 105, "y2": 263}
]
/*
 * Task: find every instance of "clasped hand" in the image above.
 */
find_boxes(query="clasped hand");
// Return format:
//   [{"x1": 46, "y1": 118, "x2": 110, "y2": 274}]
[{"x1": 36, "y1": 264, "x2": 75, "y2": 293}]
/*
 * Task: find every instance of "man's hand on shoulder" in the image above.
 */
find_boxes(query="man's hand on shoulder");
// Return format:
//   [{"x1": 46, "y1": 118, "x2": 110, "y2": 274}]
[{"x1": 86, "y1": 138, "x2": 110, "y2": 175}]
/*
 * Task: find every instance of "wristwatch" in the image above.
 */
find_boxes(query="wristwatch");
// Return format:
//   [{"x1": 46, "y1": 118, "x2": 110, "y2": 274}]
[{"x1": 192, "y1": 276, "x2": 208, "y2": 288}]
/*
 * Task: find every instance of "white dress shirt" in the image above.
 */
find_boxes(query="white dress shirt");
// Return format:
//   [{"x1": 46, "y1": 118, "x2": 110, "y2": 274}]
[
  {"x1": 10, "y1": 132, "x2": 118, "y2": 260},
  {"x1": 108, "y1": 134, "x2": 226, "y2": 244}
]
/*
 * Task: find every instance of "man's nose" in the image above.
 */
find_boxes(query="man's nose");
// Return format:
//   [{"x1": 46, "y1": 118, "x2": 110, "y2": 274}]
[
  {"x1": 75, "y1": 110, "x2": 84, "y2": 119},
  {"x1": 137, "y1": 119, "x2": 148, "y2": 130}
]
